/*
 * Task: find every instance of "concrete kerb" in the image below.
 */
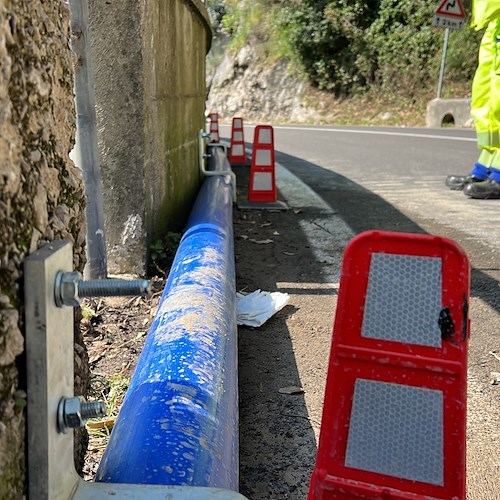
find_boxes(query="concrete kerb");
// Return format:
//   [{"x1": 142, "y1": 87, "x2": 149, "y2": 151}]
[{"x1": 426, "y1": 98, "x2": 472, "y2": 128}]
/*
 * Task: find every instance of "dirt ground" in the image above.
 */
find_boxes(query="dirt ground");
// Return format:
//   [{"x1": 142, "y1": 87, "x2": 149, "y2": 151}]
[{"x1": 81, "y1": 162, "x2": 499, "y2": 499}]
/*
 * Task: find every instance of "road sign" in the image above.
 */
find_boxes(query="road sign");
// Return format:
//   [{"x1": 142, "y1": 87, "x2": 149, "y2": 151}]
[{"x1": 433, "y1": 0, "x2": 466, "y2": 29}]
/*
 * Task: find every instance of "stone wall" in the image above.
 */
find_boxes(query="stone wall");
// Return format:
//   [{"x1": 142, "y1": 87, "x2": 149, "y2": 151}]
[
  {"x1": 0, "y1": 1, "x2": 87, "y2": 496},
  {"x1": 89, "y1": 0, "x2": 211, "y2": 275},
  {"x1": 0, "y1": 1, "x2": 210, "y2": 493}
]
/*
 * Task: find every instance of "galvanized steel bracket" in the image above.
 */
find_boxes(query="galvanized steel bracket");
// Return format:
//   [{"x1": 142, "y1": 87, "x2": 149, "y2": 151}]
[{"x1": 24, "y1": 241, "x2": 247, "y2": 499}]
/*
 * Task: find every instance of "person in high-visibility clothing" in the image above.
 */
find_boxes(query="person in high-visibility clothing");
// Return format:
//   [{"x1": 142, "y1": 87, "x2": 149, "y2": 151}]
[{"x1": 446, "y1": 1, "x2": 500, "y2": 198}]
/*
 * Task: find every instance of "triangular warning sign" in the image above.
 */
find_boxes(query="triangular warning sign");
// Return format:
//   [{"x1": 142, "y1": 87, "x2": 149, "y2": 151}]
[{"x1": 435, "y1": 0, "x2": 465, "y2": 18}]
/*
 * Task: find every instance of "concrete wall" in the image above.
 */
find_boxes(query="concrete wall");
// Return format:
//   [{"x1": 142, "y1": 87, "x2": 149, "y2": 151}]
[
  {"x1": 89, "y1": 0, "x2": 211, "y2": 275},
  {"x1": 0, "y1": 2, "x2": 88, "y2": 495}
]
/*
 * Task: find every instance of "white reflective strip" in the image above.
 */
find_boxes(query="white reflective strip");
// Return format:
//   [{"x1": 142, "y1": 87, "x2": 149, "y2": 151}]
[
  {"x1": 255, "y1": 150, "x2": 272, "y2": 166},
  {"x1": 233, "y1": 131, "x2": 243, "y2": 142},
  {"x1": 346, "y1": 380, "x2": 444, "y2": 485},
  {"x1": 211, "y1": 124, "x2": 219, "y2": 131},
  {"x1": 210, "y1": 114, "x2": 218, "y2": 120},
  {"x1": 253, "y1": 172, "x2": 273, "y2": 190},
  {"x1": 234, "y1": 119, "x2": 243, "y2": 128},
  {"x1": 258, "y1": 128, "x2": 272, "y2": 144},
  {"x1": 210, "y1": 133, "x2": 219, "y2": 141},
  {"x1": 231, "y1": 144, "x2": 244, "y2": 156}
]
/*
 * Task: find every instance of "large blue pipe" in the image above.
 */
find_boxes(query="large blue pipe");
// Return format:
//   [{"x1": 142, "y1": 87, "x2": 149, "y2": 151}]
[{"x1": 96, "y1": 150, "x2": 238, "y2": 489}]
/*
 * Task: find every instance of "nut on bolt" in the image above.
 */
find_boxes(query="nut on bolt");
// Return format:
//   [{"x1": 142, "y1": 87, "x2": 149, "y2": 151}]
[
  {"x1": 57, "y1": 396, "x2": 107, "y2": 433},
  {"x1": 55, "y1": 271, "x2": 81, "y2": 307}
]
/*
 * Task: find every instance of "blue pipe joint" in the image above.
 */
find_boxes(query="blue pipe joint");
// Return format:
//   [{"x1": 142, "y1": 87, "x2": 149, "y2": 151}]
[{"x1": 96, "y1": 174, "x2": 238, "y2": 490}]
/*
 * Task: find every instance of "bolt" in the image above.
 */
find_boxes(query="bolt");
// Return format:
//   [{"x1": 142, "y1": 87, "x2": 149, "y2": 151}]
[
  {"x1": 78, "y1": 278, "x2": 151, "y2": 299},
  {"x1": 57, "y1": 396, "x2": 107, "y2": 433},
  {"x1": 81, "y1": 400, "x2": 107, "y2": 420},
  {"x1": 55, "y1": 271, "x2": 151, "y2": 307}
]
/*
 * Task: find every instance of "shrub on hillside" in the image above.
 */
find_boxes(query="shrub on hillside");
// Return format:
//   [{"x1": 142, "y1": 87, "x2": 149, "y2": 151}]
[{"x1": 206, "y1": 0, "x2": 481, "y2": 97}]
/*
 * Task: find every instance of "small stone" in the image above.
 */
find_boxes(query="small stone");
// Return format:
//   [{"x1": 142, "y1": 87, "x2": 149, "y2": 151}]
[{"x1": 30, "y1": 150, "x2": 41, "y2": 162}]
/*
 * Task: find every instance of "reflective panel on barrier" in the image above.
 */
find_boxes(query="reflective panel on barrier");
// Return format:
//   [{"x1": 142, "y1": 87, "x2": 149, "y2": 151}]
[{"x1": 248, "y1": 125, "x2": 277, "y2": 203}]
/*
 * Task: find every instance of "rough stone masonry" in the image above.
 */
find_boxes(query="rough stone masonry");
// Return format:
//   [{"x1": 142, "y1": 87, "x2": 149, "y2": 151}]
[{"x1": 0, "y1": 2, "x2": 87, "y2": 496}]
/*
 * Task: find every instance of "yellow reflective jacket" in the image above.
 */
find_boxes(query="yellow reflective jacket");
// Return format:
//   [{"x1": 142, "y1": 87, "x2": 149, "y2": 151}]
[
  {"x1": 471, "y1": 21, "x2": 500, "y2": 148},
  {"x1": 472, "y1": 0, "x2": 500, "y2": 30}
]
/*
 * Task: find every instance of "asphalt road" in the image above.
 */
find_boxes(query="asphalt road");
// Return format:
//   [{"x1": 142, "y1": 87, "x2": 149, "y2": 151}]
[{"x1": 221, "y1": 124, "x2": 500, "y2": 499}]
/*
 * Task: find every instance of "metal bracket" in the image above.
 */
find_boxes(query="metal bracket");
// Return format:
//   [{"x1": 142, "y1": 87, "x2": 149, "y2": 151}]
[
  {"x1": 198, "y1": 129, "x2": 237, "y2": 203},
  {"x1": 24, "y1": 241, "x2": 247, "y2": 499}
]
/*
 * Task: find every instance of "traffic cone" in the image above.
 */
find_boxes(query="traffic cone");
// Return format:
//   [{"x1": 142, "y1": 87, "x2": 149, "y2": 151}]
[
  {"x1": 209, "y1": 112, "x2": 220, "y2": 143},
  {"x1": 249, "y1": 125, "x2": 276, "y2": 202},
  {"x1": 229, "y1": 117, "x2": 248, "y2": 166},
  {"x1": 238, "y1": 125, "x2": 287, "y2": 210},
  {"x1": 308, "y1": 231, "x2": 470, "y2": 500}
]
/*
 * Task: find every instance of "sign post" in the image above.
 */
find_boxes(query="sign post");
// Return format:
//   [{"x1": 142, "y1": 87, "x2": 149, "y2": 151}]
[{"x1": 433, "y1": 0, "x2": 466, "y2": 98}]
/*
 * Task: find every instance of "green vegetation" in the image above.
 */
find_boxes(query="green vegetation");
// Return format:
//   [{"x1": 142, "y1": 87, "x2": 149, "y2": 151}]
[
  {"x1": 87, "y1": 372, "x2": 131, "y2": 450},
  {"x1": 207, "y1": 0, "x2": 481, "y2": 97},
  {"x1": 148, "y1": 232, "x2": 182, "y2": 277}
]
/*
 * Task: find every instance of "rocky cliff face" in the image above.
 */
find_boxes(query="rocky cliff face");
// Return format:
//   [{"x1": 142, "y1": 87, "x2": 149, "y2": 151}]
[
  {"x1": 0, "y1": 2, "x2": 88, "y2": 495},
  {"x1": 207, "y1": 43, "x2": 317, "y2": 123}
]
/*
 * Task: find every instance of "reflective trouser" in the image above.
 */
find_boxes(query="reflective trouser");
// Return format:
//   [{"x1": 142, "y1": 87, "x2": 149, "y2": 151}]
[{"x1": 471, "y1": 18, "x2": 500, "y2": 170}]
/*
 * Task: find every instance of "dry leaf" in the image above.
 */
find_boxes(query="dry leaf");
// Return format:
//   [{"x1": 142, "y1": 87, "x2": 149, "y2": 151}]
[
  {"x1": 278, "y1": 386, "x2": 304, "y2": 395},
  {"x1": 89, "y1": 353, "x2": 104, "y2": 364},
  {"x1": 87, "y1": 418, "x2": 116, "y2": 431}
]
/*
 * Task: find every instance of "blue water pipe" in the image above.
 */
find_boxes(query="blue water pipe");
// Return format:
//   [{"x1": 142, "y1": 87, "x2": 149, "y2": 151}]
[{"x1": 96, "y1": 147, "x2": 239, "y2": 490}]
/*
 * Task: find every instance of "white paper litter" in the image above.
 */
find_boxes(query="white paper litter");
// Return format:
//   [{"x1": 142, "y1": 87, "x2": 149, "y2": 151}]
[{"x1": 236, "y1": 289, "x2": 290, "y2": 327}]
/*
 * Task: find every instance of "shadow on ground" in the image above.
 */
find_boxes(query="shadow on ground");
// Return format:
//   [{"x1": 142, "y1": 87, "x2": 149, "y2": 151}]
[
  {"x1": 275, "y1": 149, "x2": 500, "y2": 315},
  {"x1": 234, "y1": 146, "x2": 499, "y2": 499}
]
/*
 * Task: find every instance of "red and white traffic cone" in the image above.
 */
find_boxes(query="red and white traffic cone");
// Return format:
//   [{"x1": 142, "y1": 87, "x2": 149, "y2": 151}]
[
  {"x1": 208, "y1": 112, "x2": 220, "y2": 143},
  {"x1": 229, "y1": 117, "x2": 248, "y2": 166}
]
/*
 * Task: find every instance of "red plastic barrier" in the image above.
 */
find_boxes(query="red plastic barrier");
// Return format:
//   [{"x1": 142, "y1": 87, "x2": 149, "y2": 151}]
[
  {"x1": 309, "y1": 230, "x2": 470, "y2": 500},
  {"x1": 209, "y1": 112, "x2": 220, "y2": 143},
  {"x1": 229, "y1": 117, "x2": 247, "y2": 165},
  {"x1": 248, "y1": 125, "x2": 276, "y2": 203}
]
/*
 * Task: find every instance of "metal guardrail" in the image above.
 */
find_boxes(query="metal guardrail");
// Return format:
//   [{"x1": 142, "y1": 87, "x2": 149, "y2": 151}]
[{"x1": 95, "y1": 147, "x2": 240, "y2": 492}]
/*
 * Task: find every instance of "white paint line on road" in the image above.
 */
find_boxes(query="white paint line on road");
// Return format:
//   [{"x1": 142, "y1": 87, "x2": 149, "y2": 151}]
[
  {"x1": 238, "y1": 143, "x2": 355, "y2": 280},
  {"x1": 271, "y1": 126, "x2": 477, "y2": 142},
  {"x1": 275, "y1": 162, "x2": 354, "y2": 282},
  {"x1": 220, "y1": 123, "x2": 476, "y2": 142}
]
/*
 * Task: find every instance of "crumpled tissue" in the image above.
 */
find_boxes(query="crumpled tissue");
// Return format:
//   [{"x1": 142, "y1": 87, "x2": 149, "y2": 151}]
[{"x1": 236, "y1": 289, "x2": 290, "y2": 327}]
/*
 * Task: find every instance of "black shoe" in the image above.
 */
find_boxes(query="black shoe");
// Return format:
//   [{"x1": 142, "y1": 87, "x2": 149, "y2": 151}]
[
  {"x1": 463, "y1": 178, "x2": 500, "y2": 199},
  {"x1": 445, "y1": 174, "x2": 482, "y2": 190}
]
